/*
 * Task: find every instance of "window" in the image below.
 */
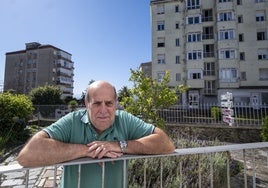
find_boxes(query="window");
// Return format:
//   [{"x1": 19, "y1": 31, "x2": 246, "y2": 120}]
[
  {"x1": 219, "y1": 49, "x2": 236, "y2": 59},
  {"x1": 240, "y1": 52, "x2": 245, "y2": 61},
  {"x1": 175, "y1": 5, "x2": 179, "y2": 12},
  {"x1": 257, "y1": 48, "x2": 268, "y2": 60},
  {"x1": 175, "y1": 56, "x2": 180, "y2": 64},
  {"x1": 255, "y1": 0, "x2": 265, "y2": 3},
  {"x1": 175, "y1": 21, "x2": 180, "y2": 29},
  {"x1": 187, "y1": 32, "x2": 201, "y2": 42},
  {"x1": 157, "y1": 21, "x2": 165, "y2": 31},
  {"x1": 157, "y1": 5, "x2": 165, "y2": 14},
  {"x1": 188, "y1": 50, "x2": 202, "y2": 60},
  {"x1": 219, "y1": 29, "x2": 235, "y2": 40},
  {"x1": 256, "y1": 11, "x2": 265, "y2": 22},
  {"x1": 157, "y1": 72, "x2": 165, "y2": 82},
  {"x1": 157, "y1": 37, "x2": 165, "y2": 47},
  {"x1": 202, "y1": 9, "x2": 213, "y2": 22},
  {"x1": 241, "y1": 72, "x2": 247, "y2": 80},
  {"x1": 203, "y1": 44, "x2": 215, "y2": 58},
  {"x1": 157, "y1": 54, "x2": 165, "y2": 64},
  {"x1": 203, "y1": 26, "x2": 214, "y2": 39},
  {"x1": 188, "y1": 69, "x2": 202, "y2": 79},
  {"x1": 219, "y1": 0, "x2": 232, "y2": 2},
  {"x1": 238, "y1": 15, "x2": 243, "y2": 23},
  {"x1": 218, "y1": 12, "x2": 234, "y2": 21},
  {"x1": 176, "y1": 73, "x2": 181, "y2": 81},
  {"x1": 187, "y1": 15, "x2": 201, "y2": 24},
  {"x1": 220, "y1": 68, "x2": 238, "y2": 82},
  {"x1": 204, "y1": 80, "x2": 216, "y2": 95},
  {"x1": 187, "y1": 0, "x2": 201, "y2": 10},
  {"x1": 259, "y1": 68, "x2": 268, "y2": 80},
  {"x1": 237, "y1": 0, "x2": 242, "y2": 5},
  {"x1": 175, "y1": 38, "x2": 180, "y2": 46},
  {"x1": 204, "y1": 62, "x2": 216, "y2": 76},
  {"x1": 257, "y1": 31, "x2": 268, "y2": 40},
  {"x1": 239, "y1": 34, "x2": 244, "y2": 42}
]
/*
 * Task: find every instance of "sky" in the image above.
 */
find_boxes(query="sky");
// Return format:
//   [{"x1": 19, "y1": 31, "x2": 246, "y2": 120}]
[{"x1": 0, "y1": 0, "x2": 152, "y2": 98}]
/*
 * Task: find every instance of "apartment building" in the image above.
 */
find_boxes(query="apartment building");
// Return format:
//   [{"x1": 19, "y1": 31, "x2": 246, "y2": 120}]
[
  {"x1": 150, "y1": 0, "x2": 268, "y2": 107},
  {"x1": 4, "y1": 42, "x2": 74, "y2": 98}
]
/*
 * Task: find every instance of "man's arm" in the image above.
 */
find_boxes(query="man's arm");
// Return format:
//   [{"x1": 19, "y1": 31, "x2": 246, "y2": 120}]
[
  {"x1": 17, "y1": 131, "x2": 88, "y2": 167},
  {"x1": 126, "y1": 127, "x2": 175, "y2": 155},
  {"x1": 17, "y1": 131, "x2": 122, "y2": 167},
  {"x1": 87, "y1": 127, "x2": 175, "y2": 158}
]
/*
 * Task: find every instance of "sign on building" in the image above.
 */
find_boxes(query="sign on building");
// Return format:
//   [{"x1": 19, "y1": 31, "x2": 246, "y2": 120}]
[{"x1": 221, "y1": 92, "x2": 234, "y2": 126}]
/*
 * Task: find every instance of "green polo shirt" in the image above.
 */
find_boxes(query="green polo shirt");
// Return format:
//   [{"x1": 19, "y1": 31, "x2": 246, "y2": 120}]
[{"x1": 43, "y1": 109, "x2": 155, "y2": 188}]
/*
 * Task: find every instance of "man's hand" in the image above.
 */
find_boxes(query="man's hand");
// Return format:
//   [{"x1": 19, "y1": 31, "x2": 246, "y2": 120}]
[{"x1": 86, "y1": 141, "x2": 123, "y2": 159}]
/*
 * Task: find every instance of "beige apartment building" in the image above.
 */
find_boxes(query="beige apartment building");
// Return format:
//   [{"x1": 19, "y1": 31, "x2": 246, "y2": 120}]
[
  {"x1": 4, "y1": 42, "x2": 74, "y2": 98},
  {"x1": 150, "y1": 0, "x2": 268, "y2": 107}
]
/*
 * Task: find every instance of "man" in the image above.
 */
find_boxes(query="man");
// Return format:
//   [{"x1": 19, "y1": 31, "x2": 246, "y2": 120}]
[{"x1": 17, "y1": 81, "x2": 175, "y2": 188}]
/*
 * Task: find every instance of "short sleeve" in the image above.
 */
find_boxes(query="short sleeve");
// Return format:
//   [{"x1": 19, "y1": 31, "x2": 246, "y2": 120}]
[
  {"x1": 117, "y1": 111, "x2": 155, "y2": 140},
  {"x1": 43, "y1": 112, "x2": 73, "y2": 142}
]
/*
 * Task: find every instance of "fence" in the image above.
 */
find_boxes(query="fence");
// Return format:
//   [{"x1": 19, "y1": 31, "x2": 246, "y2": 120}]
[
  {"x1": 31, "y1": 103, "x2": 268, "y2": 127},
  {"x1": 1, "y1": 142, "x2": 268, "y2": 187}
]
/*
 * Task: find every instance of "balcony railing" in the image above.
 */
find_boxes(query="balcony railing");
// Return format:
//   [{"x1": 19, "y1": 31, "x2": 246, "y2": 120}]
[{"x1": 1, "y1": 142, "x2": 268, "y2": 188}]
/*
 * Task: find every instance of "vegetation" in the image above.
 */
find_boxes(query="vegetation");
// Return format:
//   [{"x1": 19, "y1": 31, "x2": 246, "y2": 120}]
[
  {"x1": 261, "y1": 116, "x2": 268, "y2": 141},
  {"x1": 128, "y1": 138, "x2": 241, "y2": 188},
  {"x1": 211, "y1": 106, "x2": 222, "y2": 121},
  {"x1": 0, "y1": 92, "x2": 34, "y2": 151},
  {"x1": 120, "y1": 69, "x2": 188, "y2": 128}
]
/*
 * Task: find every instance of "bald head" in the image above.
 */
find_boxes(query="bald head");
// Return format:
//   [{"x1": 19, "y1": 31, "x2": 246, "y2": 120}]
[{"x1": 85, "y1": 81, "x2": 117, "y2": 104}]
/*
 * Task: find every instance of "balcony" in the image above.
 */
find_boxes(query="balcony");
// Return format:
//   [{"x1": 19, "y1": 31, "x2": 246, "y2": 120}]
[{"x1": 1, "y1": 142, "x2": 268, "y2": 187}]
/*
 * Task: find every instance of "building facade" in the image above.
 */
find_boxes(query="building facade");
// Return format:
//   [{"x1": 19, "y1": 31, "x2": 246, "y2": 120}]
[
  {"x1": 150, "y1": 0, "x2": 268, "y2": 107},
  {"x1": 4, "y1": 42, "x2": 74, "y2": 98}
]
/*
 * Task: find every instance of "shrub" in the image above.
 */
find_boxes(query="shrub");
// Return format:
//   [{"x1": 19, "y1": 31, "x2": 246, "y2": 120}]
[
  {"x1": 261, "y1": 116, "x2": 268, "y2": 141},
  {"x1": 0, "y1": 92, "x2": 33, "y2": 148},
  {"x1": 211, "y1": 107, "x2": 222, "y2": 121}
]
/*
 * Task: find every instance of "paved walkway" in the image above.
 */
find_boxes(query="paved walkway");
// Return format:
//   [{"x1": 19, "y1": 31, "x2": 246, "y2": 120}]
[{"x1": 0, "y1": 152, "x2": 62, "y2": 188}]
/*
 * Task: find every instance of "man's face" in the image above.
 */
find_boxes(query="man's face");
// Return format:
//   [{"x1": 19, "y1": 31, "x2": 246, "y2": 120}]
[{"x1": 86, "y1": 83, "x2": 116, "y2": 134}]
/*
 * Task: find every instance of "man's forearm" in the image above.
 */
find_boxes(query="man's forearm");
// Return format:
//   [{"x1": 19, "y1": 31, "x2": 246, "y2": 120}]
[
  {"x1": 17, "y1": 131, "x2": 87, "y2": 167},
  {"x1": 126, "y1": 128, "x2": 175, "y2": 155}
]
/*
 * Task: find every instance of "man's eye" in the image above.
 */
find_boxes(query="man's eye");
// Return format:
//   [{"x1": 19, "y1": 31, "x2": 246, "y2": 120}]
[{"x1": 105, "y1": 102, "x2": 114, "y2": 106}]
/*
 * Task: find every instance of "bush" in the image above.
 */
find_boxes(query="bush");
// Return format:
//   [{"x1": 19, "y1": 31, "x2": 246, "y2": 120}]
[
  {"x1": 211, "y1": 107, "x2": 222, "y2": 121},
  {"x1": 261, "y1": 116, "x2": 268, "y2": 141},
  {"x1": 128, "y1": 138, "x2": 240, "y2": 187},
  {"x1": 0, "y1": 92, "x2": 34, "y2": 148}
]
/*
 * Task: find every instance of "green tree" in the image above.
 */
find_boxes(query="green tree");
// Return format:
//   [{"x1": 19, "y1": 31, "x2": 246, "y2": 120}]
[
  {"x1": 29, "y1": 84, "x2": 63, "y2": 105},
  {"x1": 120, "y1": 69, "x2": 188, "y2": 128},
  {"x1": 118, "y1": 86, "x2": 130, "y2": 106},
  {"x1": 261, "y1": 116, "x2": 268, "y2": 141},
  {"x1": 68, "y1": 100, "x2": 78, "y2": 111},
  {"x1": 0, "y1": 92, "x2": 33, "y2": 148}
]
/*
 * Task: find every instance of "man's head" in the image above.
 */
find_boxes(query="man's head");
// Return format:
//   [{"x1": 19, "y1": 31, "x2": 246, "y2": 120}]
[{"x1": 85, "y1": 81, "x2": 117, "y2": 134}]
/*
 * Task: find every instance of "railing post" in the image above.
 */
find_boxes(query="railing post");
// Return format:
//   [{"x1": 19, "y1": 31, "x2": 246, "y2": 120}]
[
  {"x1": 198, "y1": 155, "x2": 202, "y2": 188},
  {"x1": 143, "y1": 159, "x2": 147, "y2": 188},
  {"x1": 77, "y1": 164, "x2": 81, "y2": 188},
  {"x1": 102, "y1": 162, "x2": 105, "y2": 188},
  {"x1": 252, "y1": 150, "x2": 256, "y2": 188},
  {"x1": 53, "y1": 165, "x2": 57, "y2": 188},
  {"x1": 25, "y1": 169, "x2": 29, "y2": 188},
  {"x1": 123, "y1": 159, "x2": 127, "y2": 188},
  {"x1": 210, "y1": 153, "x2": 214, "y2": 188},
  {"x1": 226, "y1": 155, "x2": 230, "y2": 188},
  {"x1": 243, "y1": 149, "x2": 248, "y2": 188},
  {"x1": 160, "y1": 158, "x2": 163, "y2": 188}
]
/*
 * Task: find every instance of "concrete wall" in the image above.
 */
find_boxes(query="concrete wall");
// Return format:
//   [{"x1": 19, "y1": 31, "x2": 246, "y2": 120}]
[{"x1": 167, "y1": 124, "x2": 262, "y2": 143}]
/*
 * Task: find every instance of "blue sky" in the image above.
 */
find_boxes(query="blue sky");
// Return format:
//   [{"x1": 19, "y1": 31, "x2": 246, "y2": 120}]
[{"x1": 0, "y1": 0, "x2": 152, "y2": 98}]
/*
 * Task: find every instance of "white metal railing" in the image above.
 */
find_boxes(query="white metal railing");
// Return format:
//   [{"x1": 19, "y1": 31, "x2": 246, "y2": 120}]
[
  {"x1": 1, "y1": 142, "x2": 268, "y2": 188},
  {"x1": 31, "y1": 104, "x2": 268, "y2": 127}
]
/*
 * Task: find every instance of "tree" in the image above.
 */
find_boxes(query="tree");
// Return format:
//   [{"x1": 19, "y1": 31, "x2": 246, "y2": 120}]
[
  {"x1": 29, "y1": 84, "x2": 63, "y2": 105},
  {"x1": 117, "y1": 86, "x2": 130, "y2": 106},
  {"x1": 120, "y1": 69, "x2": 188, "y2": 128},
  {"x1": 0, "y1": 92, "x2": 33, "y2": 148}
]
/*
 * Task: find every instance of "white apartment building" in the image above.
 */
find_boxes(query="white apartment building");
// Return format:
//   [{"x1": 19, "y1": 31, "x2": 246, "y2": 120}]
[
  {"x1": 4, "y1": 42, "x2": 74, "y2": 99},
  {"x1": 150, "y1": 0, "x2": 268, "y2": 107}
]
